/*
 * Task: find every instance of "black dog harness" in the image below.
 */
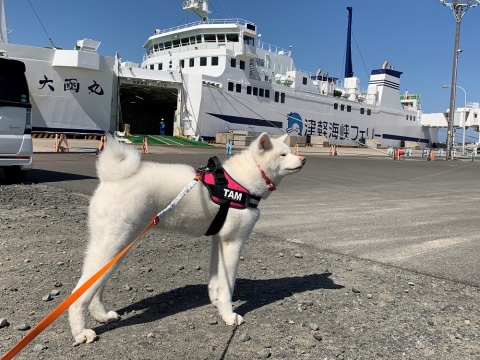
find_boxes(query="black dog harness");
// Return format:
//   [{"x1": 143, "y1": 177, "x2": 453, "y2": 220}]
[{"x1": 197, "y1": 156, "x2": 262, "y2": 236}]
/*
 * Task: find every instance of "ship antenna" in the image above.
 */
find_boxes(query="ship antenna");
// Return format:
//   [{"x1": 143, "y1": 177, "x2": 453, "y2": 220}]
[
  {"x1": 344, "y1": 7, "x2": 353, "y2": 79},
  {"x1": 27, "y1": 0, "x2": 58, "y2": 48}
]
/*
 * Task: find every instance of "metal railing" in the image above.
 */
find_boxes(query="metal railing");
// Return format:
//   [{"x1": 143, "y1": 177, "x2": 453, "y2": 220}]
[
  {"x1": 155, "y1": 18, "x2": 252, "y2": 35},
  {"x1": 256, "y1": 41, "x2": 290, "y2": 56}
]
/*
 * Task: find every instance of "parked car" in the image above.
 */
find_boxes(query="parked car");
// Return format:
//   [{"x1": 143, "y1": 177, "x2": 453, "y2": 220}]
[{"x1": 0, "y1": 57, "x2": 33, "y2": 184}]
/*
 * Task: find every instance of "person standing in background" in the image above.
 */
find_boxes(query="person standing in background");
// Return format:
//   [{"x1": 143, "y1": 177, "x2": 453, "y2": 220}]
[{"x1": 160, "y1": 119, "x2": 165, "y2": 136}]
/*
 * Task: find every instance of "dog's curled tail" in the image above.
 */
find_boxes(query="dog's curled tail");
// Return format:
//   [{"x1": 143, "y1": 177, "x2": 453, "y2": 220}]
[{"x1": 96, "y1": 135, "x2": 141, "y2": 182}]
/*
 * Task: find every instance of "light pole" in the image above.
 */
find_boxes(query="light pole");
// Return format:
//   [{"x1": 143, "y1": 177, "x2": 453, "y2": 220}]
[
  {"x1": 439, "y1": 0, "x2": 479, "y2": 159},
  {"x1": 443, "y1": 85, "x2": 467, "y2": 155}
]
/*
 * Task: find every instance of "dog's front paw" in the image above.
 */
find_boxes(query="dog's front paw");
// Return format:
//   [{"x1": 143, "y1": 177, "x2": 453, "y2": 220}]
[
  {"x1": 74, "y1": 329, "x2": 98, "y2": 344},
  {"x1": 222, "y1": 313, "x2": 244, "y2": 326}
]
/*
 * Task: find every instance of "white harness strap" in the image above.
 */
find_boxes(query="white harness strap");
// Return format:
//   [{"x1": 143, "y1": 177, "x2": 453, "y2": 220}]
[{"x1": 153, "y1": 177, "x2": 200, "y2": 224}]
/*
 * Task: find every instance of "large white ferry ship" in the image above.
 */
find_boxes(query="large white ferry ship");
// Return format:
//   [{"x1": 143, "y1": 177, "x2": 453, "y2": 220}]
[{"x1": 1, "y1": 0, "x2": 442, "y2": 147}]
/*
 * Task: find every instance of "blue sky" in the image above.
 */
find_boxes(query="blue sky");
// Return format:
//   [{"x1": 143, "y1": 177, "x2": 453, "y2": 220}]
[{"x1": 4, "y1": 0, "x2": 480, "y2": 141}]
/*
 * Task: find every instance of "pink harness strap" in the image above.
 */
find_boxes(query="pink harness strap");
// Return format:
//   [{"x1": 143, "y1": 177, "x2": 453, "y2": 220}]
[{"x1": 201, "y1": 170, "x2": 250, "y2": 209}]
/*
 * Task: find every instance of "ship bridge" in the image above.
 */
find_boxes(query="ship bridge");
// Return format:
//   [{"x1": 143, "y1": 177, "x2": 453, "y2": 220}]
[{"x1": 117, "y1": 63, "x2": 182, "y2": 136}]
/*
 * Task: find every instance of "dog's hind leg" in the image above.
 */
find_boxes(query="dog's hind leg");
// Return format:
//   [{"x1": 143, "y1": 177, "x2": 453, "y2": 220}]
[
  {"x1": 88, "y1": 271, "x2": 122, "y2": 324},
  {"x1": 69, "y1": 228, "x2": 131, "y2": 343},
  {"x1": 208, "y1": 235, "x2": 220, "y2": 308}
]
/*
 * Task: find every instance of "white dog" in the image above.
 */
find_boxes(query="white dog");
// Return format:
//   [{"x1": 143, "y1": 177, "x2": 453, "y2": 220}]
[{"x1": 69, "y1": 132, "x2": 306, "y2": 343}]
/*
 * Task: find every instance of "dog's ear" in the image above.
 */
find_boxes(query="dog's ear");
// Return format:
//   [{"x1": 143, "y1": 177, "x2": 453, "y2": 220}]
[
  {"x1": 257, "y1": 132, "x2": 272, "y2": 150},
  {"x1": 278, "y1": 134, "x2": 288, "y2": 143}
]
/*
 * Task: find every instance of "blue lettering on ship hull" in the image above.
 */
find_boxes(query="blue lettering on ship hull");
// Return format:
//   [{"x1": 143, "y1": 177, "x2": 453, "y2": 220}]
[{"x1": 207, "y1": 112, "x2": 429, "y2": 144}]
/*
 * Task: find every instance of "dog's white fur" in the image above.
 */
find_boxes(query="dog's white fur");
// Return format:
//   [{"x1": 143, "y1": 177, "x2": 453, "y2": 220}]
[{"x1": 68, "y1": 132, "x2": 306, "y2": 343}]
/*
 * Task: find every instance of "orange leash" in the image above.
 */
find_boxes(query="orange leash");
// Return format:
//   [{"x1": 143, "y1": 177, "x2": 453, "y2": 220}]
[{"x1": 1, "y1": 220, "x2": 155, "y2": 360}]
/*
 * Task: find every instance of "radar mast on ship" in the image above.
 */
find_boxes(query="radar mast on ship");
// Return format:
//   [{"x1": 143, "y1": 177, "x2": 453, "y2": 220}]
[{"x1": 182, "y1": 0, "x2": 210, "y2": 23}]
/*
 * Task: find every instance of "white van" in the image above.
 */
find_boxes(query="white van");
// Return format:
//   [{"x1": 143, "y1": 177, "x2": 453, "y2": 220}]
[{"x1": 0, "y1": 57, "x2": 33, "y2": 184}]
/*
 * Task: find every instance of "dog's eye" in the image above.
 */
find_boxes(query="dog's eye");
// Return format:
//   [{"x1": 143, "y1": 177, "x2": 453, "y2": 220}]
[{"x1": 281, "y1": 153, "x2": 286, "y2": 157}]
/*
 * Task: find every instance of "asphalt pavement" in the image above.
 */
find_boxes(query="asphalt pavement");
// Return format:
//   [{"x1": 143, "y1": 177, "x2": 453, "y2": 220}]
[{"x1": 7, "y1": 138, "x2": 480, "y2": 287}]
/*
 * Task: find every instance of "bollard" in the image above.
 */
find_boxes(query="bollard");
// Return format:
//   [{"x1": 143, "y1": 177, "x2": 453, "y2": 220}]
[
  {"x1": 225, "y1": 140, "x2": 233, "y2": 155},
  {"x1": 387, "y1": 147, "x2": 394, "y2": 157},
  {"x1": 406, "y1": 148, "x2": 413, "y2": 157},
  {"x1": 294, "y1": 143, "x2": 299, "y2": 155},
  {"x1": 422, "y1": 148, "x2": 429, "y2": 157},
  {"x1": 453, "y1": 148, "x2": 457, "y2": 157},
  {"x1": 471, "y1": 149, "x2": 477, "y2": 162},
  {"x1": 438, "y1": 148, "x2": 444, "y2": 157}
]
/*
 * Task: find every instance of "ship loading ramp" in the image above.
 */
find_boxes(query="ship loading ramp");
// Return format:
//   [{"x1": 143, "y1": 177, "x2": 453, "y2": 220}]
[{"x1": 117, "y1": 65, "x2": 182, "y2": 136}]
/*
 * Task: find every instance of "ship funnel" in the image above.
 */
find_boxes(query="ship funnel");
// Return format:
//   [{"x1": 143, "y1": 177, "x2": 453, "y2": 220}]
[
  {"x1": 382, "y1": 60, "x2": 388, "y2": 69},
  {"x1": 344, "y1": 7, "x2": 354, "y2": 79}
]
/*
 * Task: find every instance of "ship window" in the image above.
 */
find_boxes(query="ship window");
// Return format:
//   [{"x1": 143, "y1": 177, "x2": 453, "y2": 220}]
[
  {"x1": 302, "y1": 77, "x2": 307, "y2": 85},
  {"x1": 226, "y1": 34, "x2": 239, "y2": 42},
  {"x1": 211, "y1": 57, "x2": 219, "y2": 66},
  {"x1": 406, "y1": 115, "x2": 408, "y2": 120},
  {"x1": 196, "y1": 35, "x2": 202, "y2": 43},
  {"x1": 217, "y1": 34, "x2": 225, "y2": 43},
  {"x1": 347, "y1": 105, "x2": 352, "y2": 112},
  {"x1": 180, "y1": 59, "x2": 184, "y2": 68},
  {"x1": 190, "y1": 36, "x2": 196, "y2": 44},
  {"x1": 475, "y1": 113, "x2": 478, "y2": 119},
  {"x1": 230, "y1": 58, "x2": 236, "y2": 67},
  {"x1": 172, "y1": 39, "x2": 180, "y2": 48},
  {"x1": 367, "y1": 109, "x2": 371, "y2": 115},
  {"x1": 159, "y1": 43, "x2": 164, "y2": 50},
  {"x1": 340, "y1": 104, "x2": 345, "y2": 111},
  {"x1": 281, "y1": 93, "x2": 285, "y2": 103},
  {"x1": 189, "y1": 58, "x2": 194, "y2": 67},
  {"x1": 164, "y1": 41, "x2": 172, "y2": 49},
  {"x1": 236, "y1": 83, "x2": 241, "y2": 93},
  {"x1": 265, "y1": 89, "x2": 270, "y2": 98},
  {"x1": 259, "y1": 88, "x2": 264, "y2": 97},
  {"x1": 149, "y1": 64, "x2": 154, "y2": 70},
  {"x1": 360, "y1": 107, "x2": 364, "y2": 114},
  {"x1": 200, "y1": 57, "x2": 207, "y2": 66},
  {"x1": 253, "y1": 87, "x2": 258, "y2": 96},
  {"x1": 247, "y1": 85, "x2": 252, "y2": 94},
  {"x1": 334, "y1": 103, "x2": 338, "y2": 110},
  {"x1": 413, "y1": 116, "x2": 416, "y2": 121},
  {"x1": 243, "y1": 35, "x2": 255, "y2": 46},
  {"x1": 181, "y1": 37, "x2": 189, "y2": 46},
  {"x1": 158, "y1": 63, "x2": 163, "y2": 70},
  {"x1": 228, "y1": 82, "x2": 234, "y2": 91},
  {"x1": 240, "y1": 60, "x2": 245, "y2": 70},
  {"x1": 275, "y1": 91, "x2": 280, "y2": 102},
  {"x1": 204, "y1": 34, "x2": 216, "y2": 42},
  {"x1": 153, "y1": 44, "x2": 158, "y2": 50}
]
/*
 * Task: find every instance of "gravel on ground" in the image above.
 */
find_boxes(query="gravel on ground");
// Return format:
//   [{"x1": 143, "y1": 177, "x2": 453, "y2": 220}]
[{"x1": 0, "y1": 183, "x2": 479, "y2": 359}]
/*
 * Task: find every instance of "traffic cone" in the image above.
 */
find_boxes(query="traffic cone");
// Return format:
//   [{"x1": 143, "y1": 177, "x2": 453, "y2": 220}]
[
  {"x1": 98, "y1": 135, "x2": 106, "y2": 153},
  {"x1": 427, "y1": 149, "x2": 434, "y2": 161},
  {"x1": 142, "y1": 136, "x2": 149, "y2": 154},
  {"x1": 329, "y1": 144, "x2": 337, "y2": 156},
  {"x1": 54, "y1": 134, "x2": 69, "y2": 152}
]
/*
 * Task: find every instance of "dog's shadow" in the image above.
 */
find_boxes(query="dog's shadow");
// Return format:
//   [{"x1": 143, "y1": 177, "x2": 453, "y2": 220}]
[{"x1": 94, "y1": 273, "x2": 343, "y2": 335}]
